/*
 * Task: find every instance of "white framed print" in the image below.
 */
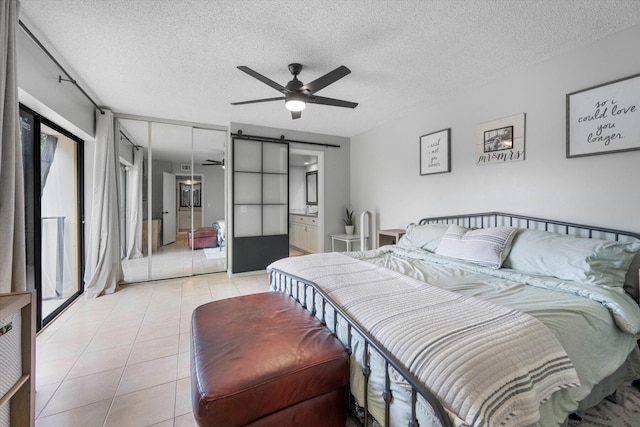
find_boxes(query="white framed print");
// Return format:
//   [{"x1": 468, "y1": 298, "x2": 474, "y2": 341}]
[
  {"x1": 475, "y1": 113, "x2": 525, "y2": 165},
  {"x1": 420, "y1": 128, "x2": 451, "y2": 175}
]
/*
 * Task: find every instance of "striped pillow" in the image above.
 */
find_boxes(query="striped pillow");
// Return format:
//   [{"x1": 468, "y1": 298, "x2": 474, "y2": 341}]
[{"x1": 435, "y1": 225, "x2": 518, "y2": 268}]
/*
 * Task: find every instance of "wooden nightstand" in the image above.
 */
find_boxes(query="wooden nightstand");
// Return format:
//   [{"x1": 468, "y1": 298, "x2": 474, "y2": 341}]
[{"x1": 377, "y1": 229, "x2": 406, "y2": 248}]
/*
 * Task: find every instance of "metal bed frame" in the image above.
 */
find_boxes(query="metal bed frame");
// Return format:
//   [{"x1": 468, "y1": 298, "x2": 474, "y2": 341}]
[
  {"x1": 419, "y1": 212, "x2": 640, "y2": 242},
  {"x1": 270, "y1": 212, "x2": 640, "y2": 427}
]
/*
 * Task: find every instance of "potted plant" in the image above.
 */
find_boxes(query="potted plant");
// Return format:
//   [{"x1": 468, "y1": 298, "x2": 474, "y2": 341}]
[{"x1": 343, "y1": 208, "x2": 355, "y2": 235}]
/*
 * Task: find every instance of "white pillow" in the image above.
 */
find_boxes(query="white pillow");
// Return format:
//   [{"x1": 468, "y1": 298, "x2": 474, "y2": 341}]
[{"x1": 435, "y1": 224, "x2": 518, "y2": 268}]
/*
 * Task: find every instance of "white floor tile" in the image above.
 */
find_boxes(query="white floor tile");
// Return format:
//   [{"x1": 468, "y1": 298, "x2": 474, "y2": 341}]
[
  {"x1": 34, "y1": 271, "x2": 270, "y2": 426},
  {"x1": 35, "y1": 399, "x2": 111, "y2": 427},
  {"x1": 174, "y1": 377, "x2": 192, "y2": 417},
  {"x1": 35, "y1": 382, "x2": 59, "y2": 419},
  {"x1": 40, "y1": 367, "x2": 123, "y2": 418},
  {"x1": 177, "y1": 351, "x2": 190, "y2": 379},
  {"x1": 174, "y1": 412, "x2": 198, "y2": 427},
  {"x1": 36, "y1": 356, "x2": 77, "y2": 386},
  {"x1": 127, "y1": 334, "x2": 180, "y2": 365},
  {"x1": 66, "y1": 344, "x2": 132, "y2": 379},
  {"x1": 116, "y1": 355, "x2": 178, "y2": 396},
  {"x1": 105, "y1": 382, "x2": 176, "y2": 427}
]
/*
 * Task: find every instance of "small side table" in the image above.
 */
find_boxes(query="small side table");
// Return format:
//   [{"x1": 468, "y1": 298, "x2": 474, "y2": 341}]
[
  {"x1": 330, "y1": 234, "x2": 367, "y2": 252},
  {"x1": 377, "y1": 229, "x2": 406, "y2": 248}
]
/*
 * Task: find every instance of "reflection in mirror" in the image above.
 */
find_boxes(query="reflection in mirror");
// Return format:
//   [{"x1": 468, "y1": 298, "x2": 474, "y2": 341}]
[
  {"x1": 192, "y1": 128, "x2": 227, "y2": 275},
  {"x1": 306, "y1": 171, "x2": 318, "y2": 205},
  {"x1": 151, "y1": 122, "x2": 190, "y2": 280},
  {"x1": 118, "y1": 119, "x2": 150, "y2": 283},
  {"x1": 117, "y1": 118, "x2": 227, "y2": 283},
  {"x1": 180, "y1": 182, "x2": 201, "y2": 207}
]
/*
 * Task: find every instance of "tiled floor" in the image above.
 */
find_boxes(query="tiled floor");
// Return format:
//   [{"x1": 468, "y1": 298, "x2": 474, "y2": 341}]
[{"x1": 35, "y1": 271, "x2": 269, "y2": 427}]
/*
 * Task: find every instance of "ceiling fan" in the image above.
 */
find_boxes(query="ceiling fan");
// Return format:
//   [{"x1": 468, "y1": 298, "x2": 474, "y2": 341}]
[
  {"x1": 231, "y1": 63, "x2": 358, "y2": 119},
  {"x1": 201, "y1": 159, "x2": 224, "y2": 167}
]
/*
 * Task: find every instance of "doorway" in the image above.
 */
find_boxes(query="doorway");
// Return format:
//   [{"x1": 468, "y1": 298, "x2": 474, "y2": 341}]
[
  {"x1": 19, "y1": 105, "x2": 85, "y2": 330},
  {"x1": 289, "y1": 148, "x2": 324, "y2": 255}
]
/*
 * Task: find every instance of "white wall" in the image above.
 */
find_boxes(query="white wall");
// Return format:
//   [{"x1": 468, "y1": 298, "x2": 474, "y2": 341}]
[
  {"x1": 17, "y1": 27, "x2": 96, "y2": 138},
  {"x1": 119, "y1": 139, "x2": 134, "y2": 166},
  {"x1": 151, "y1": 160, "x2": 172, "y2": 220},
  {"x1": 351, "y1": 24, "x2": 640, "y2": 234},
  {"x1": 290, "y1": 166, "x2": 306, "y2": 210},
  {"x1": 195, "y1": 164, "x2": 225, "y2": 226}
]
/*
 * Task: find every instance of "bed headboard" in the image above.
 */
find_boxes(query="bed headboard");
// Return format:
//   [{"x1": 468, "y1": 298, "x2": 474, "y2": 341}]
[{"x1": 418, "y1": 212, "x2": 640, "y2": 243}]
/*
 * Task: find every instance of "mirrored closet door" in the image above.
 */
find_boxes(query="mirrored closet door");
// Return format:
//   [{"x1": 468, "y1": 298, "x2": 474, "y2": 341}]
[{"x1": 117, "y1": 117, "x2": 227, "y2": 283}]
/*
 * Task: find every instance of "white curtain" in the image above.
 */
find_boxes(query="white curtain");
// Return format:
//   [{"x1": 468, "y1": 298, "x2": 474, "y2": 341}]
[
  {"x1": 125, "y1": 148, "x2": 143, "y2": 259},
  {"x1": 0, "y1": 0, "x2": 26, "y2": 294},
  {"x1": 84, "y1": 109, "x2": 122, "y2": 298}
]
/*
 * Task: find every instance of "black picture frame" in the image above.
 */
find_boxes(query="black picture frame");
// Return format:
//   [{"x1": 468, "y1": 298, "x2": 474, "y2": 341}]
[
  {"x1": 484, "y1": 126, "x2": 513, "y2": 152},
  {"x1": 180, "y1": 182, "x2": 201, "y2": 207},
  {"x1": 305, "y1": 171, "x2": 318, "y2": 205},
  {"x1": 419, "y1": 128, "x2": 451, "y2": 176},
  {"x1": 566, "y1": 73, "x2": 640, "y2": 158}
]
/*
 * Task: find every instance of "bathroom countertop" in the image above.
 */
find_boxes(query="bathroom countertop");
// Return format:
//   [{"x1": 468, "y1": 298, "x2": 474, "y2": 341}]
[{"x1": 289, "y1": 211, "x2": 318, "y2": 218}]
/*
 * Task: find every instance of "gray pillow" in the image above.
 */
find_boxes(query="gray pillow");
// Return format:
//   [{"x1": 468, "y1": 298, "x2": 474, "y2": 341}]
[{"x1": 504, "y1": 228, "x2": 640, "y2": 288}]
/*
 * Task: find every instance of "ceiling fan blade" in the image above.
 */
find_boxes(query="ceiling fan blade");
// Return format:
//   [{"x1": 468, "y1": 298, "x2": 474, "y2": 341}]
[
  {"x1": 291, "y1": 111, "x2": 302, "y2": 120},
  {"x1": 301, "y1": 66, "x2": 351, "y2": 94},
  {"x1": 231, "y1": 96, "x2": 285, "y2": 105},
  {"x1": 237, "y1": 66, "x2": 288, "y2": 94},
  {"x1": 308, "y1": 95, "x2": 358, "y2": 109}
]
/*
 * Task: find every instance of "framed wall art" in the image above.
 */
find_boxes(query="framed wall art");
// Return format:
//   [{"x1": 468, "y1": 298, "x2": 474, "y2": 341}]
[
  {"x1": 420, "y1": 128, "x2": 451, "y2": 175},
  {"x1": 475, "y1": 113, "x2": 525, "y2": 165},
  {"x1": 180, "y1": 182, "x2": 201, "y2": 207},
  {"x1": 566, "y1": 73, "x2": 640, "y2": 158}
]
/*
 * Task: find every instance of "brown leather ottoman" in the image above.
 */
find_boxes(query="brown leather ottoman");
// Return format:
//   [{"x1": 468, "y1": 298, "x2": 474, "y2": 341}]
[
  {"x1": 191, "y1": 292, "x2": 349, "y2": 427},
  {"x1": 188, "y1": 227, "x2": 217, "y2": 249}
]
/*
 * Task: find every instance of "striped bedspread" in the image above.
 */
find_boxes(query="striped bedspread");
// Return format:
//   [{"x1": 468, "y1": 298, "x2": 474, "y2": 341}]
[{"x1": 268, "y1": 253, "x2": 580, "y2": 427}]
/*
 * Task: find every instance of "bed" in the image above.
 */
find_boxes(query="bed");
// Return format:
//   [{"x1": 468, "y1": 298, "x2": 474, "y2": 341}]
[{"x1": 267, "y1": 212, "x2": 640, "y2": 427}]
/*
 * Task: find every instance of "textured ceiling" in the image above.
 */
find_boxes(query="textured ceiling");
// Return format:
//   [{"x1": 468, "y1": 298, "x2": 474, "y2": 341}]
[{"x1": 18, "y1": 0, "x2": 640, "y2": 138}]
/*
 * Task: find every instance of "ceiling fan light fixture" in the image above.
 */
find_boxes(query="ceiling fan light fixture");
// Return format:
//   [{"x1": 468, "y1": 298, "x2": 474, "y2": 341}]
[
  {"x1": 285, "y1": 97, "x2": 306, "y2": 112},
  {"x1": 232, "y1": 64, "x2": 356, "y2": 119}
]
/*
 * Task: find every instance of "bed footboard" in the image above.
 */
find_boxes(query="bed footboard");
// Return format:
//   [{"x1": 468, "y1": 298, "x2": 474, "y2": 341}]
[{"x1": 269, "y1": 268, "x2": 452, "y2": 427}]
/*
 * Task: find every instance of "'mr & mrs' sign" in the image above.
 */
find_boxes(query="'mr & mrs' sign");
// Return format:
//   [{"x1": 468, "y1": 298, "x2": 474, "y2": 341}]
[{"x1": 567, "y1": 73, "x2": 640, "y2": 158}]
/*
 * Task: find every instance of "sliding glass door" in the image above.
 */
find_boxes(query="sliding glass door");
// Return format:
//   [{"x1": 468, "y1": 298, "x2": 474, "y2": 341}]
[{"x1": 19, "y1": 105, "x2": 84, "y2": 330}]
